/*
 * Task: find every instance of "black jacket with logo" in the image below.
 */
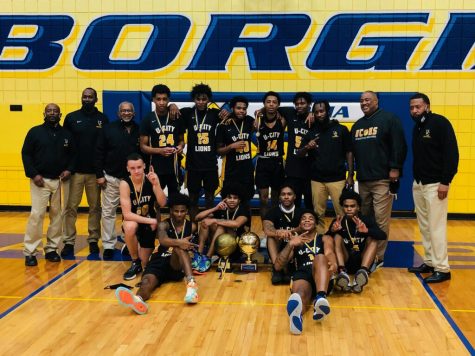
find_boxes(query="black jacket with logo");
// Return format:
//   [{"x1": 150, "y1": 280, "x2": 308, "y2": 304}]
[
  {"x1": 351, "y1": 109, "x2": 407, "y2": 181},
  {"x1": 64, "y1": 107, "x2": 109, "y2": 174},
  {"x1": 95, "y1": 120, "x2": 141, "y2": 179},
  {"x1": 22, "y1": 122, "x2": 75, "y2": 179},
  {"x1": 303, "y1": 119, "x2": 352, "y2": 182},
  {"x1": 412, "y1": 112, "x2": 458, "y2": 185}
]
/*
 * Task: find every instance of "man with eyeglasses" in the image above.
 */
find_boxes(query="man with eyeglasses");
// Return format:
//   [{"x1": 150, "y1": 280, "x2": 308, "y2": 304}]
[{"x1": 94, "y1": 102, "x2": 141, "y2": 259}]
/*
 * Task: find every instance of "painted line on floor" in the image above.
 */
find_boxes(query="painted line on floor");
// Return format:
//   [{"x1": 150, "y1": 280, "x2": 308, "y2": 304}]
[
  {"x1": 0, "y1": 261, "x2": 82, "y2": 319},
  {"x1": 417, "y1": 274, "x2": 475, "y2": 355}
]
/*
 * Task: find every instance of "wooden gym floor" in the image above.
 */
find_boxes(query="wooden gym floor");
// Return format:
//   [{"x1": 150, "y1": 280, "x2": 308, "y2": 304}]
[{"x1": 0, "y1": 212, "x2": 474, "y2": 355}]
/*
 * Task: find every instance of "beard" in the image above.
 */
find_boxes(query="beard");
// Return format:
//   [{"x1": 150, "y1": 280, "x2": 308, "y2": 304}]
[
  {"x1": 44, "y1": 116, "x2": 60, "y2": 125},
  {"x1": 411, "y1": 113, "x2": 425, "y2": 125},
  {"x1": 81, "y1": 101, "x2": 95, "y2": 112}
]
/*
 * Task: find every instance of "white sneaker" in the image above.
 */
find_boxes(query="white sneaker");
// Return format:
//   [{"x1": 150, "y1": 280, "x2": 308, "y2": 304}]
[
  {"x1": 313, "y1": 296, "x2": 331, "y2": 321},
  {"x1": 335, "y1": 271, "x2": 351, "y2": 292},
  {"x1": 286, "y1": 293, "x2": 303, "y2": 335},
  {"x1": 353, "y1": 269, "x2": 369, "y2": 293},
  {"x1": 184, "y1": 280, "x2": 199, "y2": 304},
  {"x1": 115, "y1": 287, "x2": 149, "y2": 315}
]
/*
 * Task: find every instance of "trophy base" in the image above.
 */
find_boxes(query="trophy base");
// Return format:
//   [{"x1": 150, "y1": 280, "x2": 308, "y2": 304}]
[
  {"x1": 240, "y1": 263, "x2": 258, "y2": 272},
  {"x1": 216, "y1": 258, "x2": 233, "y2": 273}
]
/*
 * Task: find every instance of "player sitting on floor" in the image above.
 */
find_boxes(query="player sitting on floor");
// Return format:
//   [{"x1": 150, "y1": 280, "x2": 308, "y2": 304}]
[
  {"x1": 194, "y1": 183, "x2": 249, "y2": 271},
  {"x1": 276, "y1": 210, "x2": 337, "y2": 335},
  {"x1": 115, "y1": 193, "x2": 199, "y2": 314},
  {"x1": 328, "y1": 190, "x2": 387, "y2": 293}
]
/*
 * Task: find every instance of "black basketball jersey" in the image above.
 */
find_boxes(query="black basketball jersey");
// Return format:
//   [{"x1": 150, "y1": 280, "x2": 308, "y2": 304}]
[
  {"x1": 156, "y1": 218, "x2": 193, "y2": 258},
  {"x1": 124, "y1": 175, "x2": 157, "y2": 219},
  {"x1": 181, "y1": 107, "x2": 220, "y2": 171},
  {"x1": 279, "y1": 107, "x2": 311, "y2": 178},
  {"x1": 264, "y1": 206, "x2": 302, "y2": 231},
  {"x1": 216, "y1": 115, "x2": 255, "y2": 177},
  {"x1": 257, "y1": 118, "x2": 284, "y2": 158},
  {"x1": 139, "y1": 111, "x2": 185, "y2": 175},
  {"x1": 214, "y1": 205, "x2": 249, "y2": 236},
  {"x1": 294, "y1": 234, "x2": 324, "y2": 269}
]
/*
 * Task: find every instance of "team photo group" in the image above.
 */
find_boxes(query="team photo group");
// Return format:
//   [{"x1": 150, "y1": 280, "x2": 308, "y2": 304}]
[{"x1": 21, "y1": 83, "x2": 458, "y2": 335}]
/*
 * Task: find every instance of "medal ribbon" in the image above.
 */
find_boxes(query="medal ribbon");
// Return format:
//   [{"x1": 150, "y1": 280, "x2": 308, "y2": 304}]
[{"x1": 131, "y1": 175, "x2": 145, "y2": 215}]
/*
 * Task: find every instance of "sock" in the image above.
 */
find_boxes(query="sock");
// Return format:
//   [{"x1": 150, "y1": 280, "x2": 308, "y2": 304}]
[
  {"x1": 133, "y1": 258, "x2": 141, "y2": 263},
  {"x1": 316, "y1": 291, "x2": 326, "y2": 299},
  {"x1": 338, "y1": 266, "x2": 346, "y2": 273},
  {"x1": 186, "y1": 275, "x2": 195, "y2": 283},
  {"x1": 361, "y1": 266, "x2": 370, "y2": 273}
]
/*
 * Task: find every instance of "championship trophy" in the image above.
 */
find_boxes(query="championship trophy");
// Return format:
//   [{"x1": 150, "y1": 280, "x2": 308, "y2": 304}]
[
  {"x1": 214, "y1": 233, "x2": 237, "y2": 277},
  {"x1": 237, "y1": 232, "x2": 260, "y2": 272}
]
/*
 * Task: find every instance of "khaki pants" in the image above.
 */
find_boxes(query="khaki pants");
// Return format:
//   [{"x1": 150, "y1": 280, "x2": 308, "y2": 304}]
[
  {"x1": 101, "y1": 173, "x2": 121, "y2": 250},
  {"x1": 311, "y1": 180, "x2": 345, "y2": 234},
  {"x1": 62, "y1": 173, "x2": 101, "y2": 245},
  {"x1": 24, "y1": 178, "x2": 63, "y2": 256},
  {"x1": 413, "y1": 181, "x2": 450, "y2": 273},
  {"x1": 358, "y1": 179, "x2": 393, "y2": 260}
]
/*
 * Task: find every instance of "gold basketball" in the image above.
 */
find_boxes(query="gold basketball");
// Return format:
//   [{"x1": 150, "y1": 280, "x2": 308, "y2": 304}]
[{"x1": 215, "y1": 233, "x2": 237, "y2": 258}]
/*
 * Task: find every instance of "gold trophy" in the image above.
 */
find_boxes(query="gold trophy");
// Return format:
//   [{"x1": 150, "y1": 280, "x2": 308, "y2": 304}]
[
  {"x1": 237, "y1": 232, "x2": 260, "y2": 272},
  {"x1": 214, "y1": 233, "x2": 238, "y2": 277}
]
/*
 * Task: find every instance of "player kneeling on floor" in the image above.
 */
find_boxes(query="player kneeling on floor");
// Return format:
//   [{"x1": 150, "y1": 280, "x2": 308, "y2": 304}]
[
  {"x1": 116, "y1": 193, "x2": 199, "y2": 314},
  {"x1": 275, "y1": 210, "x2": 337, "y2": 335},
  {"x1": 328, "y1": 190, "x2": 387, "y2": 293}
]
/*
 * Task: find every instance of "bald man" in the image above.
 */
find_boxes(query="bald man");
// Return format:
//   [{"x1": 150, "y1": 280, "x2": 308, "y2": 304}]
[
  {"x1": 22, "y1": 104, "x2": 76, "y2": 266},
  {"x1": 351, "y1": 91, "x2": 407, "y2": 269}
]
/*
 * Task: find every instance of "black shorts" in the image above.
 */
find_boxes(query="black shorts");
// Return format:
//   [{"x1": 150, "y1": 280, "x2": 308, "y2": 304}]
[
  {"x1": 136, "y1": 223, "x2": 156, "y2": 249},
  {"x1": 345, "y1": 250, "x2": 362, "y2": 274},
  {"x1": 143, "y1": 253, "x2": 184, "y2": 286},
  {"x1": 255, "y1": 157, "x2": 285, "y2": 190},
  {"x1": 186, "y1": 169, "x2": 219, "y2": 194},
  {"x1": 158, "y1": 173, "x2": 180, "y2": 194},
  {"x1": 292, "y1": 267, "x2": 317, "y2": 296},
  {"x1": 291, "y1": 266, "x2": 334, "y2": 295}
]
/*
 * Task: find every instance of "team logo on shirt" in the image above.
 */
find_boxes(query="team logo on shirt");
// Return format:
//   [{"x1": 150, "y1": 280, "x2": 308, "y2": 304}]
[
  {"x1": 63, "y1": 138, "x2": 69, "y2": 147},
  {"x1": 332, "y1": 130, "x2": 339, "y2": 138},
  {"x1": 423, "y1": 129, "x2": 431, "y2": 139},
  {"x1": 354, "y1": 126, "x2": 378, "y2": 139},
  {"x1": 96, "y1": 120, "x2": 103, "y2": 128}
]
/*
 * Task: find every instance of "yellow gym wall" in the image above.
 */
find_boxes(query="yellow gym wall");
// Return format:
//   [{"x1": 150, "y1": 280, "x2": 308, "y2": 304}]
[{"x1": 1, "y1": 0, "x2": 474, "y2": 213}]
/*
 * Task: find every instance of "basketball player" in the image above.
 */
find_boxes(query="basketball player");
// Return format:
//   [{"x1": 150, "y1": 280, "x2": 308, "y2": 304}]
[
  {"x1": 120, "y1": 153, "x2": 167, "y2": 280},
  {"x1": 140, "y1": 84, "x2": 185, "y2": 194},
  {"x1": 255, "y1": 91, "x2": 286, "y2": 221},
  {"x1": 115, "y1": 193, "x2": 199, "y2": 314},
  {"x1": 180, "y1": 83, "x2": 221, "y2": 220},
  {"x1": 275, "y1": 210, "x2": 337, "y2": 334},
  {"x1": 263, "y1": 184, "x2": 302, "y2": 285},
  {"x1": 194, "y1": 183, "x2": 249, "y2": 271},
  {"x1": 328, "y1": 190, "x2": 386, "y2": 293},
  {"x1": 216, "y1": 96, "x2": 255, "y2": 205}
]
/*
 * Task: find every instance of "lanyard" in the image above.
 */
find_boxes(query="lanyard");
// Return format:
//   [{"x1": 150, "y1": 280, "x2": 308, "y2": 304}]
[
  {"x1": 344, "y1": 217, "x2": 359, "y2": 249},
  {"x1": 280, "y1": 204, "x2": 295, "y2": 222},
  {"x1": 232, "y1": 119, "x2": 244, "y2": 139},
  {"x1": 195, "y1": 108, "x2": 207, "y2": 133},
  {"x1": 226, "y1": 206, "x2": 239, "y2": 220},
  {"x1": 170, "y1": 219, "x2": 186, "y2": 240},
  {"x1": 304, "y1": 232, "x2": 318, "y2": 254},
  {"x1": 154, "y1": 111, "x2": 169, "y2": 133},
  {"x1": 131, "y1": 175, "x2": 144, "y2": 211}
]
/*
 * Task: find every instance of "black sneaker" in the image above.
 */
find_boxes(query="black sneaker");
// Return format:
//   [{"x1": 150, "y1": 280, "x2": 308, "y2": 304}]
[
  {"x1": 25, "y1": 255, "x2": 38, "y2": 266},
  {"x1": 89, "y1": 241, "x2": 100, "y2": 254},
  {"x1": 123, "y1": 260, "x2": 142, "y2": 280},
  {"x1": 271, "y1": 267, "x2": 284, "y2": 285},
  {"x1": 60, "y1": 244, "x2": 75, "y2": 257},
  {"x1": 45, "y1": 251, "x2": 61, "y2": 262},
  {"x1": 103, "y1": 249, "x2": 114, "y2": 260}
]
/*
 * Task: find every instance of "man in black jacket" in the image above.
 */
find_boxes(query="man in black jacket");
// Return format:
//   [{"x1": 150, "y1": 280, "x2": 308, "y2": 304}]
[
  {"x1": 407, "y1": 93, "x2": 459, "y2": 283},
  {"x1": 22, "y1": 104, "x2": 75, "y2": 266},
  {"x1": 95, "y1": 102, "x2": 140, "y2": 259},
  {"x1": 351, "y1": 91, "x2": 407, "y2": 268},
  {"x1": 62, "y1": 88, "x2": 109, "y2": 256},
  {"x1": 298, "y1": 99, "x2": 353, "y2": 233}
]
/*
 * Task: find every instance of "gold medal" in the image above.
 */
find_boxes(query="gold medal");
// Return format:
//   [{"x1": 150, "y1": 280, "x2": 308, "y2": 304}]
[{"x1": 136, "y1": 207, "x2": 142, "y2": 216}]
